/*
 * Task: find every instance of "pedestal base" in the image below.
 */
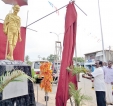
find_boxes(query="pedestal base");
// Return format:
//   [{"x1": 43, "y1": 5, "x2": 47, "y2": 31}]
[{"x1": 0, "y1": 60, "x2": 36, "y2": 106}]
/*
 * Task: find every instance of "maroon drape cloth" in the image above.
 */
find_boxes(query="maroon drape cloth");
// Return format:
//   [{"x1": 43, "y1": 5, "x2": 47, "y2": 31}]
[
  {"x1": 2, "y1": 0, "x2": 28, "y2": 6},
  {"x1": 56, "y1": 2, "x2": 77, "y2": 106},
  {"x1": 0, "y1": 23, "x2": 26, "y2": 61}
]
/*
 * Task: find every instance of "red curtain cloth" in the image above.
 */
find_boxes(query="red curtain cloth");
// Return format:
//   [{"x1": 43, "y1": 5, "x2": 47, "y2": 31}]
[
  {"x1": 0, "y1": 23, "x2": 26, "y2": 61},
  {"x1": 2, "y1": 0, "x2": 28, "y2": 6},
  {"x1": 56, "y1": 2, "x2": 77, "y2": 106}
]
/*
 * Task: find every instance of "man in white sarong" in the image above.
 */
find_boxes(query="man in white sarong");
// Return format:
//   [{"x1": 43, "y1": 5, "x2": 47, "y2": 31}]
[
  {"x1": 103, "y1": 61, "x2": 113, "y2": 105},
  {"x1": 87, "y1": 61, "x2": 106, "y2": 106}
]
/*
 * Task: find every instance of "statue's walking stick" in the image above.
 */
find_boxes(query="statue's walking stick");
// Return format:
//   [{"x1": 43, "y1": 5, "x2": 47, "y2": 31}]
[{"x1": 5, "y1": 39, "x2": 8, "y2": 59}]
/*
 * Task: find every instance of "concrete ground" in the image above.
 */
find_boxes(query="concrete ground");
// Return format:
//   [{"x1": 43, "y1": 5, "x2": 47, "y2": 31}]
[{"x1": 34, "y1": 74, "x2": 97, "y2": 106}]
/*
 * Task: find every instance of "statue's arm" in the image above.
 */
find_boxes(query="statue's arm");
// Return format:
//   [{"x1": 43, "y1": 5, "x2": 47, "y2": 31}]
[{"x1": 3, "y1": 14, "x2": 9, "y2": 35}]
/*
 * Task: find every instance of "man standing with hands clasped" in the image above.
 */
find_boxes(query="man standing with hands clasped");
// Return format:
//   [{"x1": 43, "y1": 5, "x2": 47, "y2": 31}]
[
  {"x1": 103, "y1": 60, "x2": 113, "y2": 105},
  {"x1": 87, "y1": 60, "x2": 106, "y2": 106}
]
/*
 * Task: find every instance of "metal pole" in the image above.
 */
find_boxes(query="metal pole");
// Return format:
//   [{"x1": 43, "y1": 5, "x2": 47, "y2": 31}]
[
  {"x1": 98, "y1": 0, "x2": 106, "y2": 62},
  {"x1": 74, "y1": 3, "x2": 87, "y2": 16},
  {"x1": 57, "y1": 35, "x2": 59, "y2": 41},
  {"x1": 55, "y1": 42, "x2": 58, "y2": 71},
  {"x1": 55, "y1": 34, "x2": 58, "y2": 71},
  {"x1": 26, "y1": 11, "x2": 29, "y2": 27},
  {"x1": 70, "y1": 98, "x2": 73, "y2": 106},
  {"x1": 27, "y1": 3, "x2": 87, "y2": 27},
  {"x1": 75, "y1": 47, "x2": 77, "y2": 65},
  {"x1": 109, "y1": 46, "x2": 111, "y2": 60},
  {"x1": 45, "y1": 92, "x2": 48, "y2": 106},
  {"x1": 50, "y1": 32, "x2": 59, "y2": 41},
  {"x1": 27, "y1": 28, "x2": 37, "y2": 32},
  {"x1": 37, "y1": 84, "x2": 38, "y2": 102}
]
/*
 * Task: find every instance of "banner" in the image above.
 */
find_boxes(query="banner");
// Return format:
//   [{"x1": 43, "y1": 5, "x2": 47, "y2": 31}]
[{"x1": 0, "y1": 23, "x2": 26, "y2": 61}]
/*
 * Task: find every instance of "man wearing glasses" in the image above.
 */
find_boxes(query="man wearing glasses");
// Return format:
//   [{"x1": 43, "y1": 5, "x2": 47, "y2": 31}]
[
  {"x1": 103, "y1": 60, "x2": 113, "y2": 105},
  {"x1": 87, "y1": 60, "x2": 106, "y2": 106}
]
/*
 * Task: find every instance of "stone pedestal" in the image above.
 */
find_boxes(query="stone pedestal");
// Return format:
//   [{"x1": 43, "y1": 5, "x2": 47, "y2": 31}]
[{"x1": 0, "y1": 60, "x2": 36, "y2": 106}]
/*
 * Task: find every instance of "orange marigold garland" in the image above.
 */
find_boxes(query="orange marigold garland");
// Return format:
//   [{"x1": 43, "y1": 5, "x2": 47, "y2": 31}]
[{"x1": 40, "y1": 62, "x2": 53, "y2": 93}]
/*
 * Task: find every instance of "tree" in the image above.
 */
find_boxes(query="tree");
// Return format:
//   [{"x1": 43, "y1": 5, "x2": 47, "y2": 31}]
[
  {"x1": 73, "y1": 57, "x2": 85, "y2": 63},
  {"x1": 47, "y1": 54, "x2": 58, "y2": 62},
  {"x1": 25, "y1": 55, "x2": 32, "y2": 65},
  {"x1": 25, "y1": 55, "x2": 29, "y2": 62},
  {"x1": 42, "y1": 57, "x2": 46, "y2": 60}
]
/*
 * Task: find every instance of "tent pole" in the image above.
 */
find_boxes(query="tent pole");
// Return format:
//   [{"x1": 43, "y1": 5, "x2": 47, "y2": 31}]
[
  {"x1": 74, "y1": 3, "x2": 87, "y2": 16},
  {"x1": 27, "y1": 4, "x2": 67, "y2": 27},
  {"x1": 27, "y1": 3, "x2": 87, "y2": 27},
  {"x1": 0, "y1": 19, "x2": 37, "y2": 32}
]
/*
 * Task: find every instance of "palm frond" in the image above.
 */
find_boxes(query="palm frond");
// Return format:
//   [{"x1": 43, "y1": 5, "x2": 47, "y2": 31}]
[
  {"x1": 69, "y1": 82, "x2": 92, "y2": 106},
  {"x1": 67, "y1": 66, "x2": 88, "y2": 75},
  {"x1": 0, "y1": 70, "x2": 34, "y2": 93}
]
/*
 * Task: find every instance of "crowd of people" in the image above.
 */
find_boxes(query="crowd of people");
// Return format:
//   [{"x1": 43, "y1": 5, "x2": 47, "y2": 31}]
[{"x1": 85, "y1": 60, "x2": 113, "y2": 106}]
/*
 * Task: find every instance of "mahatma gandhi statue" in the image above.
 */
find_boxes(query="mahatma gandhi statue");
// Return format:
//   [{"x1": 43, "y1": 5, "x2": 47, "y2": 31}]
[{"x1": 3, "y1": 5, "x2": 22, "y2": 60}]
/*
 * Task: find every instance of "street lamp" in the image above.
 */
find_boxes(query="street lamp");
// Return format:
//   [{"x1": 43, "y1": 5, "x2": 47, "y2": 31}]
[
  {"x1": 38, "y1": 55, "x2": 41, "y2": 60},
  {"x1": 50, "y1": 32, "x2": 63, "y2": 71},
  {"x1": 50, "y1": 32, "x2": 63, "y2": 41}
]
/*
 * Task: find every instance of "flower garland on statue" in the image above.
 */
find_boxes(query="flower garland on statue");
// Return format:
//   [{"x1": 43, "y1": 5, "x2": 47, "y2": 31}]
[{"x1": 40, "y1": 62, "x2": 53, "y2": 93}]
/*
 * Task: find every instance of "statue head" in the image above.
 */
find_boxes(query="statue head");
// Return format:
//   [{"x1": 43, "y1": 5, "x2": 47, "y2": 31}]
[{"x1": 13, "y1": 5, "x2": 20, "y2": 14}]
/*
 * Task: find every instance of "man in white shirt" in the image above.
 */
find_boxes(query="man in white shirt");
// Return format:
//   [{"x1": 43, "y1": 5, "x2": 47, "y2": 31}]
[
  {"x1": 87, "y1": 60, "x2": 106, "y2": 106},
  {"x1": 103, "y1": 61, "x2": 113, "y2": 105}
]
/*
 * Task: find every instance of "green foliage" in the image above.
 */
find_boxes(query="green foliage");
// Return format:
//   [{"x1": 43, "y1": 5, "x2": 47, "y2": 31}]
[
  {"x1": 0, "y1": 70, "x2": 34, "y2": 93},
  {"x1": 67, "y1": 66, "x2": 88, "y2": 75},
  {"x1": 25, "y1": 55, "x2": 29, "y2": 62},
  {"x1": 42, "y1": 57, "x2": 46, "y2": 60},
  {"x1": 31, "y1": 69, "x2": 35, "y2": 78},
  {"x1": 69, "y1": 82, "x2": 92, "y2": 106},
  {"x1": 47, "y1": 54, "x2": 58, "y2": 62},
  {"x1": 73, "y1": 57, "x2": 85, "y2": 62},
  {"x1": 25, "y1": 55, "x2": 32, "y2": 65},
  {"x1": 27, "y1": 61, "x2": 32, "y2": 66}
]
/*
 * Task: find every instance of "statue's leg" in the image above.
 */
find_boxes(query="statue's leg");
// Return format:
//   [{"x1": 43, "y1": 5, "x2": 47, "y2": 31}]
[
  {"x1": 8, "y1": 44, "x2": 13, "y2": 60},
  {"x1": 7, "y1": 33, "x2": 13, "y2": 60},
  {"x1": 12, "y1": 34, "x2": 18, "y2": 60}
]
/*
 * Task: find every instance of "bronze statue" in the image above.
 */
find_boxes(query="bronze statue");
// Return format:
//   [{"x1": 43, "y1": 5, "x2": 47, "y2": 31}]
[{"x1": 3, "y1": 5, "x2": 22, "y2": 60}]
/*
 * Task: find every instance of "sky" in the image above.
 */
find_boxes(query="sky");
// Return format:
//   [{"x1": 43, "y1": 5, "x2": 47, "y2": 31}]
[{"x1": 0, "y1": 0, "x2": 113, "y2": 61}]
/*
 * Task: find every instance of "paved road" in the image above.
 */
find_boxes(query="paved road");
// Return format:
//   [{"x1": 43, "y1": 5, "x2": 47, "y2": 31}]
[{"x1": 34, "y1": 74, "x2": 97, "y2": 106}]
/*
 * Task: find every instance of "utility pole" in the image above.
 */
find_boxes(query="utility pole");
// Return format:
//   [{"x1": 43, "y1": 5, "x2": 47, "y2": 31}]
[
  {"x1": 98, "y1": 0, "x2": 106, "y2": 62},
  {"x1": 109, "y1": 46, "x2": 111, "y2": 60}
]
